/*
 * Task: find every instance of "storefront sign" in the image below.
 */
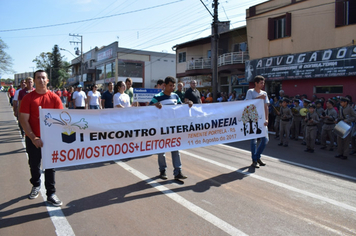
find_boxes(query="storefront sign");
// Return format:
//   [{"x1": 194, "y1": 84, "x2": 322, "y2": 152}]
[
  {"x1": 180, "y1": 75, "x2": 212, "y2": 88},
  {"x1": 245, "y1": 46, "x2": 356, "y2": 81},
  {"x1": 97, "y1": 48, "x2": 113, "y2": 62},
  {"x1": 40, "y1": 100, "x2": 266, "y2": 169},
  {"x1": 133, "y1": 88, "x2": 161, "y2": 103}
]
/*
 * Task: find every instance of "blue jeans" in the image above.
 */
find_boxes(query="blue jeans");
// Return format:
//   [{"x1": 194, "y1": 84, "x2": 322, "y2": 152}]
[
  {"x1": 158, "y1": 151, "x2": 182, "y2": 176},
  {"x1": 89, "y1": 105, "x2": 100, "y2": 109},
  {"x1": 250, "y1": 137, "x2": 267, "y2": 161}
]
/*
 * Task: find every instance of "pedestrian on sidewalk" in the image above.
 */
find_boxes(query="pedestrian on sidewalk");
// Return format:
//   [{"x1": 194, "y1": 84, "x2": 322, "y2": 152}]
[
  {"x1": 245, "y1": 75, "x2": 269, "y2": 168},
  {"x1": 19, "y1": 70, "x2": 63, "y2": 206}
]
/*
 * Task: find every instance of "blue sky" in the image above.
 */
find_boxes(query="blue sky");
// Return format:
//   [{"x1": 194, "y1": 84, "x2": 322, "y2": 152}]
[{"x1": 0, "y1": 0, "x2": 266, "y2": 79}]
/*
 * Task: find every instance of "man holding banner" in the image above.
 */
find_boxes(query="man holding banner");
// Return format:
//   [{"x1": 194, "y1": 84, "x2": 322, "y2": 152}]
[
  {"x1": 245, "y1": 75, "x2": 269, "y2": 168},
  {"x1": 19, "y1": 70, "x2": 63, "y2": 207},
  {"x1": 150, "y1": 76, "x2": 193, "y2": 180}
]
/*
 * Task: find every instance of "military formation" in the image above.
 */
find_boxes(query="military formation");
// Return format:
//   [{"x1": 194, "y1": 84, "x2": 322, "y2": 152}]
[{"x1": 271, "y1": 94, "x2": 356, "y2": 159}]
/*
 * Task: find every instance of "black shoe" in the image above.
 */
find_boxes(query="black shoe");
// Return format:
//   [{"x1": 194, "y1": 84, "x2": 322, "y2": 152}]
[
  {"x1": 47, "y1": 194, "x2": 62, "y2": 207},
  {"x1": 174, "y1": 172, "x2": 187, "y2": 180},
  {"x1": 340, "y1": 156, "x2": 348, "y2": 160},
  {"x1": 335, "y1": 155, "x2": 343, "y2": 158},
  {"x1": 304, "y1": 149, "x2": 311, "y2": 152},
  {"x1": 28, "y1": 186, "x2": 40, "y2": 199},
  {"x1": 283, "y1": 144, "x2": 288, "y2": 147},
  {"x1": 320, "y1": 146, "x2": 326, "y2": 150},
  {"x1": 257, "y1": 159, "x2": 266, "y2": 166},
  {"x1": 159, "y1": 170, "x2": 167, "y2": 180},
  {"x1": 251, "y1": 161, "x2": 259, "y2": 168},
  {"x1": 329, "y1": 148, "x2": 334, "y2": 151},
  {"x1": 301, "y1": 141, "x2": 306, "y2": 145},
  {"x1": 278, "y1": 143, "x2": 283, "y2": 146}
]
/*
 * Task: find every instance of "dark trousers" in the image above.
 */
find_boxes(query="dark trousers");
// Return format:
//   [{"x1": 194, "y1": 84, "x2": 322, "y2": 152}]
[{"x1": 25, "y1": 137, "x2": 56, "y2": 197}]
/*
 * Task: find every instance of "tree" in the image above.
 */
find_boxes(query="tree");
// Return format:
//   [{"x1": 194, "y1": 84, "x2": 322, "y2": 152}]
[
  {"x1": 33, "y1": 45, "x2": 70, "y2": 88},
  {"x1": 0, "y1": 38, "x2": 14, "y2": 76},
  {"x1": 58, "y1": 61, "x2": 71, "y2": 87},
  {"x1": 50, "y1": 45, "x2": 62, "y2": 88},
  {"x1": 32, "y1": 52, "x2": 52, "y2": 71}
]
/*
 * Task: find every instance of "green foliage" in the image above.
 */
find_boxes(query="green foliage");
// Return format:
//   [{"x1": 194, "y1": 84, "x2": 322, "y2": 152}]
[
  {"x1": 33, "y1": 45, "x2": 71, "y2": 88},
  {"x1": 32, "y1": 52, "x2": 52, "y2": 71}
]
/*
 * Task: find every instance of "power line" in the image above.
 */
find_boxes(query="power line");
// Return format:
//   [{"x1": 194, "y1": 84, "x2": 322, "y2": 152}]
[{"x1": 0, "y1": 0, "x2": 184, "y2": 33}]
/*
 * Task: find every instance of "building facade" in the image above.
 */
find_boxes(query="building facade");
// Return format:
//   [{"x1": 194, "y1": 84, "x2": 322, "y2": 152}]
[
  {"x1": 14, "y1": 72, "x2": 33, "y2": 86},
  {"x1": 174, "y1": 25, "x2": 249, "y2": 95},
  {"x1": 246, "y1": 0, "x2": 356, "y2": 99},
  {"x1": 67, "y1": 41, "x2": 176, "y2": 89}
]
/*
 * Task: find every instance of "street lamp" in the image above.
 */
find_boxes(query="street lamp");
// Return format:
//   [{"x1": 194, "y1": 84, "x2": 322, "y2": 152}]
[{"x1": 60, "y1": 48, "x2": 76, "y2": 58}]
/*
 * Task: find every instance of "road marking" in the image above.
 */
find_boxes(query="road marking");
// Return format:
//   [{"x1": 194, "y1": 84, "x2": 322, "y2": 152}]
[
  {"x1": 21, "y1": 140, "x2": 75, "y2": 236},
  {"x1": 180, "y1": 149, "x2": 356, "y2": 213},
  {"x1": 219, "y1": 144, "x2": 356, "y2": 182},
  {"x1": 116, "y1": 161, "x2": 248, "y2": 236}
]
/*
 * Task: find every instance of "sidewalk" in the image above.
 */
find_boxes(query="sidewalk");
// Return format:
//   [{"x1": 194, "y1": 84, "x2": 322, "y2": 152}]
[{"x1": 0, "y1": 92, "x2": 58, "y2": 235}]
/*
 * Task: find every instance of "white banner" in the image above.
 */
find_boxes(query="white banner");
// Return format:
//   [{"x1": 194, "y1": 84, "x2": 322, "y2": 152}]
[{"x1": 40, "y1": 100, "x2": 267, "y2": 169}]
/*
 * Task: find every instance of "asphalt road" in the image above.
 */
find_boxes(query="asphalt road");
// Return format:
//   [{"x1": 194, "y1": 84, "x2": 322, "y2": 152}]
[{"x1": 1, "y1": 91, "x2": 355, "y2": 236}]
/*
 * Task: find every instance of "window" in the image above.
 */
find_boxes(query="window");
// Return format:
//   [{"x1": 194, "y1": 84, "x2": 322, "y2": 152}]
[
  {"x1": 315, "y1": 86, "x2": 343, "y2": 94},
  {"x1": 233, "y1": 42, "x2": 247, "y2": 52},
  {"x1": 96, "y1": 64, "x2": 105, "y2": 80},
  {"x1": 117, "y1": 60, "x2": 143, "y2": 78},
  {"x1": 268, "y1": 13, "x2": 291, "y2": 40},
  {"x1": 105, "y1": 63, "x2": 113, "y2": 78},
  {"x1": 335, "y1": 0, "x2": 356, "y2": 27},
  {"x1": 178, "y1": 52, "x2": 186, "y2": 63}
]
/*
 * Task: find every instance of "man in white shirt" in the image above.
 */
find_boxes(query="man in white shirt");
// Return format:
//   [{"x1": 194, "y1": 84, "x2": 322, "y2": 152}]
[
  {"x1": 245, "y1": 75, "x2": 269, "y2": 168},
  {"x1": 72, "y1": 84, "x2": 87, "y2": 109}
]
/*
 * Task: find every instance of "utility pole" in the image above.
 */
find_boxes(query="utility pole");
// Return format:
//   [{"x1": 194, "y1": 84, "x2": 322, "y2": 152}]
[
  {"x1": 212, "y1": 0, "x2": 219, "y2": 102},
  {"x1": 69, "y1": 34, "x2": 83, "y2": 83}
]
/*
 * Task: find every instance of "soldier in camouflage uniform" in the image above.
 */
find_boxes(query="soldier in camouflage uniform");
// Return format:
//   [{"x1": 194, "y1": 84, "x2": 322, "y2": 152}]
[
  {"x1": 315, "y1": 100, "x2": 324, "y2": 145},
  {"x1": 301, "y1": 99, "x2": 311, "y2": 145},
  {"x1": 278, "y1": 98, "x2": 292, "y2": 147},
  {"x1": 290, "y1": 99, "x2": 302, "y2": 141},
  {"x1": 304, "y1": 103, "x2": 319, "y2": 153}
]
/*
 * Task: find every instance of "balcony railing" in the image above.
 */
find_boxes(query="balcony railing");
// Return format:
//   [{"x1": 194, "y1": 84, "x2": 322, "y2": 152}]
[
  {"x1": 187, "y1": 58, "x2": 212, "y2": 70},
  {"x1": 218, "y1": 51, "x2": 249, "y2": 66},
  {"x1": 186, "y1": 52, "x2": 249, "y2": 70}
]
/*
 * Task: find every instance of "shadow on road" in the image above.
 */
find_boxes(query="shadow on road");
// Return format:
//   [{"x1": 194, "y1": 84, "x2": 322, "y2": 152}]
[{"x1": 0, "y1": 165, "x2": 256, "y2": 228}]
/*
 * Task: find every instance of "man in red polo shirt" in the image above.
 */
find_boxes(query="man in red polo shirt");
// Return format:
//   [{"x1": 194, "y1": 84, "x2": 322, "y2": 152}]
[
  {"x1": 7, "y1": 85, "x2": 16, "y2": 106},
  {"x1": 20, "y1": 70, "x2": 63, "y2": 206}
]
